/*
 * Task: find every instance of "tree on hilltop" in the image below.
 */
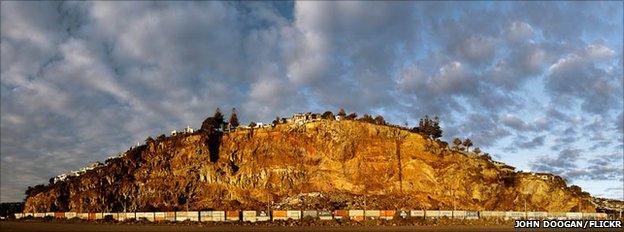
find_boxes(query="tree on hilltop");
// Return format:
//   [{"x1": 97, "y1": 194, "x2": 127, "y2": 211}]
[
  {"x1": 338, "y1": 108, "x2": 346, "y2": 118},
  {"x1": 322, "y1": 111, "x2": 335, "y2": 120},
  {"x1": 473, "y1": 147, "x2": 481, "y2": 155},
  {"x1": 452, "y1": 138, "x2": 462, "y2": 150},
  {"x1": 413, "y1": 115, "x2": 443, "y2": 139},
  {"x1": 346, "y1": 113, "x2": 357, "y2": 120},
  {"x1": 374, "y1": 115, "x2": 386, "y2": 125},
  {"x1": 463, "y1": 138, "x2": 473, "y2": 151},
  {"x1": 229, "y1": 108, "x2": 239, "y2": 129}
]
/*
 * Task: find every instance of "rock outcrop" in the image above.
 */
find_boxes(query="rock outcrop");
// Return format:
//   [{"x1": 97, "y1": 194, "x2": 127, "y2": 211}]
[{"x1": 24, "y1": 120, "x2": 595, "y2": 212}]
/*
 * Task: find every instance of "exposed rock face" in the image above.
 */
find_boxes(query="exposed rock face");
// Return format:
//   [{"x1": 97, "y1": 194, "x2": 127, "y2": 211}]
[{"x1": 24, "y1": 120, "x2": 594, "y2": 212}]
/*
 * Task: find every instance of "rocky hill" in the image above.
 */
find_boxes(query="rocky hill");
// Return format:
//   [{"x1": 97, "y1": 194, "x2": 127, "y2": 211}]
[{"x1": 23, "y1": 119, "x2": 595, "y2": 213}]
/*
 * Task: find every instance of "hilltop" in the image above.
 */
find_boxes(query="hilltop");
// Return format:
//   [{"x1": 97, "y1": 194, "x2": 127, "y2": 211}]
[{"x1": 23, "y1": 114, "x2": 595, "y2": 213}]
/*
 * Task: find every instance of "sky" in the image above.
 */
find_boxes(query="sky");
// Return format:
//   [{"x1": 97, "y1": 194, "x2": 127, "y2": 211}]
[{"x1": 1, "y1": 1, "x2": 622, "y2": 202}]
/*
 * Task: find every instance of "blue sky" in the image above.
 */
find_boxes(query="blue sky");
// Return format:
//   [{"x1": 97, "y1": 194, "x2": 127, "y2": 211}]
[{"x1": 1, "y1": 1, "x2": 622, "y2": 202}]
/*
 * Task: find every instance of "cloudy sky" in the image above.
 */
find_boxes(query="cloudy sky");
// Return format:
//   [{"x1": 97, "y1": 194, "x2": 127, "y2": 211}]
[{"x1": 1, "y1": 1, "x2": 622, "y2": 202}]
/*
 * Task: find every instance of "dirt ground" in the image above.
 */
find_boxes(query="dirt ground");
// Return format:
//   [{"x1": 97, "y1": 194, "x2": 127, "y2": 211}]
[{"x1": 1, "y1": 221, "x2": 622, "y2": 232}]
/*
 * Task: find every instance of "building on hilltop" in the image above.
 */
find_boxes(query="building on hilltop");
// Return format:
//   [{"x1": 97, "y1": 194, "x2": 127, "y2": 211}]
[
  {"x1": 184, "y1": 125, "x2": 194, "y2": 133},
  {"x1": 492, "y1": 160, "x2": 516, "y2": 172}
]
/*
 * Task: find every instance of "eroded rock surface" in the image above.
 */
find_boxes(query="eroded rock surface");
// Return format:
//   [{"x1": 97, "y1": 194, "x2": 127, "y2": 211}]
[{"x1": 24, "y1": 120, "x2": 594, "y2": 212}]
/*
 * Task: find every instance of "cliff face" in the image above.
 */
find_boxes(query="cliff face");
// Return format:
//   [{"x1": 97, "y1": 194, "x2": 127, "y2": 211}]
[{"x1": 24, "y1": 120, "x2": 594, "y2": 212}]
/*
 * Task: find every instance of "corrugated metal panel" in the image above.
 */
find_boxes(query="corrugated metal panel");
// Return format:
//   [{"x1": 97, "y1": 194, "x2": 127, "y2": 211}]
[
  {"x1": 287, "y1": 210, "x2": 301, "y2": 220},
  {"x1": 242, "y1": 211, "x2": 256, "y2": 222},
  {"x1": 410, "y1": 210, "x2": 425, "y2": 217},
  {"x1": 348, "y1": 210, "x2": 364, "y2": 221},
  {"x1": 303, "y1": 210, "x2": 318, "y2": 218}
]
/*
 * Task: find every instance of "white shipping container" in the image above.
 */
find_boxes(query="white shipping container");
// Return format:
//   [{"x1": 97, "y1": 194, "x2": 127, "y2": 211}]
[
  {"x1": 34, "y1": 213, "x2": 45, "y2": 218},
  {"x1": 452, "y1": 211, "x2": 466, "y2": 219},
  {"x1": 318, "y1": 210, "x2": 333, "y2": 220},
  {"x1": 425, "y1": 210, "x2": 441, "y2": 217},
  {"x1": 565, "y1": 212, "x2": 582, "y2": 219},
  {"x1": 506, "y1": 211, "x2": 525, "y2": 219},
  {"x1": 287, "y1": 210, "x2": 301, "y2": 220},
  {"x1": 65, "y1": 212, "x2": 77, "y2": 219},
  {"x1": 365, "y1": 210, "x2": 380, "y2": 218},
  {"x1": 439, "y1": 211, "x2": 453, "y2": 218},
  {"x1": 410, "y1": 210, "x2": 425, "y2": 217},
  {"x1": 242, "y1": 211, "x2": 257, "y2": 222},
  {"x1": 45, "y1": 212, "x2": 55, "y2": 217},
  {"x1": 527, "y1": 212, "x2": 548, "y2": 219}
]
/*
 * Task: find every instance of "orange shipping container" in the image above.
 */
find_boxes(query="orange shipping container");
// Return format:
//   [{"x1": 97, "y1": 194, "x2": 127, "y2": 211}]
[
  {"x1": 334, "y1": 210, "x2": 348, "y2": 217},
  {"x1": 54, "y1": 212, "x2": 65, "y2": 218},
  {"x1": 88, "y1": 213, "x2": 97, "y2": 220},
  {"x1": 272, "y1": 211, "x2": 287, "y2": 217},
  {"x1": 226, "y1": 211, "x2": 239, "y2": 221},
  {"x1": 380, "y1": 210, "x2": 396, "y2": 217}
]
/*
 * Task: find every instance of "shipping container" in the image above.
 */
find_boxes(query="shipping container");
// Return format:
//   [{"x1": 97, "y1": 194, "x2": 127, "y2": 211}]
[
  {"x1": 287, "y1": 210, "x2": 301, "y2": 220},
  {"x1": 319, "y1": 210, "x2": 333, "y2": 220},
  {"x1": 175, "y1": 211, "x2": 188, "y2": 221},
  {"x1": 24, "y1": 213, "x2": 33, "y2": 217},
  {"x1": 54, "y1": 212, "x2": 65, "y2": 219},
  {"x1": 95, "y1": 212, "x2": 103, "y2": 220},
  {"x1": 45, "y1": 212, "x2": 55, "y2": 217},
  {"x1": 65, "y1": 212, "x2": 77, "y2": 219},
  {"x1": 452, "y1": 211, "x2": 466, "y2": 219},
  {"x1": 527, "y1": 212, "x2": 548, "y2": 219},
  {"x1": 188, "y1": 211, "x2": 199, "y2": 221},
  {"x1": 212, "y1": 211, "x2": 226, "y2": 221},
  {"x1": 547, "y1": 212, "x2": 566, "y2": 220},
  {"x1": 348, "y1": 210, "x2": 364, "y2": 221},
  {"x1": 425, "y1": 210, "x2": 440, "y2": 218},
  {"x1": 565, "y1": 212, "x2": 582, "y2": 220},
  {"x1": 506, "y1": 211, "x2": 525, "y2": 220},
  {"x1": 596, "y1": 213, "x2": 607, "y2": 219},
  {"x1": 14, "y1": 213, "x2": 23, "y2": 219},
  {"x1": 333, "y1": 210, "x2": 348, "y2": 220},
  {"x1": 257, "y1": 211, "x2": 270, "y2": 221},
  {"x1": 465, "y1": 211, "x2": 479, "y2": 219},
  {"x1": 364, "y1": 210, "x2": 380, "y2": 219},
  {"x1": 380, "y1": 210, "x2": 395, "y2": 220},
  {"x1": 165, "y1": 212, "x2": 176, "y2": 221},
  {"x1": 226, "y1": 210, "x2": 239, "y2": 221},
  {"x1": 303, "y1": 210, "x2": 318, "y2": 218},
  {"x1": 136, "y1": 212, "x2": 155, "y2": 222},
  {"x1": 242, "y1": 211, "x2": 257, "y2": 222},
  {"x1": 125, "y1": 212, "x2": 136, "y2": 221},
  {"x1": 88, "y1": 213, "x2": 97, "y2": 220},
  {"x1": 410, "y1": 210, "x2": 425, "y2": 217},
  {"x1": 439, "y1": 210, "x2": 452, "y2": 218},
  {"x1": 154, "y1": 212, "x2": 166, "y2": 222},
  {"x1": 34, "y1": 213, "x2": 45, "y2": 218},
  {"x1": 272, "y1": 210, "x2": 287, "y2": 220}
]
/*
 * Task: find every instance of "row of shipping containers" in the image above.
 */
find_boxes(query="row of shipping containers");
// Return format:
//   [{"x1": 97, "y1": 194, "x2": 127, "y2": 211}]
[{"x1": 14, "y1": 210, "x2": 609, "y2": 221}]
